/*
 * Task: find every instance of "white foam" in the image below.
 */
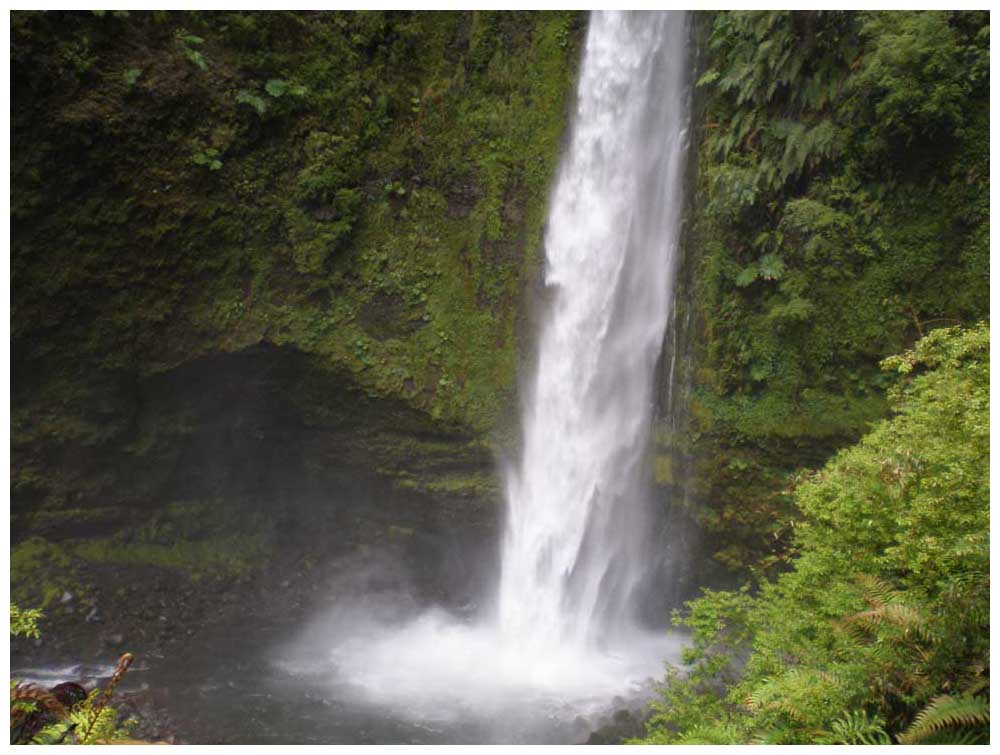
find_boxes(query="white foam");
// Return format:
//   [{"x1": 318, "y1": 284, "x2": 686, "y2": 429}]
[{"x1": 280, "y1": 607, "x2": 681, "y2": 727}]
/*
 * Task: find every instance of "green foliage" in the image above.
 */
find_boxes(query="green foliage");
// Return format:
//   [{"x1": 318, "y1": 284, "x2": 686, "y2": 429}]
[
  {"x1": 122, "y1": 67, "x2": 141, "y2": 87},
  {"x1": 264, "y1": 77, "x2": 306, "y2": 97},
  {"x1": 237, "y1": 78, "x2": 308, "y2": 116},
  {"x1": 12, "y1": 685, "x2": 137, "y2": 745},
  {"x1": 899, "y1": 694, "x2": 990, "y2": 745},
  {"x1": 191, "y1": 146, "x2": 223, "y2": 171},
  {"x1": 72, "y1": 533, "x2": 267, "y2": 580},
  {"x1": 9, "y1": 6, "x2": 584, "y2": 516},
  {"x1": 65, "y1": 689, "x2": 137, "y2": 744},
  {"x1": 848, "y1": 12, "x2": 989, "y2": 151},
  {"x1": 683, "y1": 9, "x2": 989, "y2": 571},
  {"x1": 236, "y1": 89, "x2": 268, "y2": 114},
  {"x1": 815, "y1": 710, "x2": 892, "y2": 745},
  {"x1": 641, "y1": 325, "x2": 990, "y2": 744},
  {"x1": 175, "y1": 28, "x2": 207, "y2": 70},
  {"x1": 11, "y1": 537, "x2": 78, "y2": 609},
  {"x1": 31, "y1": 720, "x2": 75, "y2": 745},
  {"x1": 10, "y1": 603, "x2": 43, "y2": 639}
]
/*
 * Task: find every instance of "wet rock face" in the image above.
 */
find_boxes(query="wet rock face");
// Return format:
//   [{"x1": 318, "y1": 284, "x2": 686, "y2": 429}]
[
  {"x1": 12, "y1": 343, "x2": 502, "y2": 676},
  {"x1": 14, "y1": 342, "x2": 499, "y2": 539}
]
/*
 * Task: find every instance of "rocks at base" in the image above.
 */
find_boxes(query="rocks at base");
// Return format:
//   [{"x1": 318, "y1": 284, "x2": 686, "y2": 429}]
[{"x1": 584, "y1": 708, "x2": 648, "y2": 745}]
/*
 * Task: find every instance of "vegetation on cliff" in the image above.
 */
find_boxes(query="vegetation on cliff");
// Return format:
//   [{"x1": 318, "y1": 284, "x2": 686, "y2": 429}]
[{"x1": 669, "y1": 9, "x2": 989, "y2": 572}]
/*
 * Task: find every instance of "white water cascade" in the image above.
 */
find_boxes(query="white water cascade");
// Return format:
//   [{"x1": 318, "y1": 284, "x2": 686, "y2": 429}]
[
  {"x1": 499, "y1": 9, "x2": 690, "y2": 653},
  {"x1": 285, "y1": 11, "x2": 692, "y2": 737}
]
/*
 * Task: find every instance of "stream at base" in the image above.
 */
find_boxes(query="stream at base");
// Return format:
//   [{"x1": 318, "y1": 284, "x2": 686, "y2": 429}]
[{"x1": 14, "y1": 603, "x2": 682, "y2": 744}]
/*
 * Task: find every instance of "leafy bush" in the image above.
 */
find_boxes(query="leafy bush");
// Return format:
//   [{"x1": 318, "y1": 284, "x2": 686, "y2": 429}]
[
  {"x1": 10, "y1": 603, "x2": 43, "y2": 639},
  {"x1": 640, "y1": 324, "x2": 989, "y2": 744}
]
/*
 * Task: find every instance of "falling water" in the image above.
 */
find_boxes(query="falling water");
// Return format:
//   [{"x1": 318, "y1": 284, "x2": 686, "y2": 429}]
[
  {"x1": 499, "y1": 10, "x2": 691, "y2": 652},
  {"x1": 283, "y1": 11, "x2": 693, "y2": 739}
]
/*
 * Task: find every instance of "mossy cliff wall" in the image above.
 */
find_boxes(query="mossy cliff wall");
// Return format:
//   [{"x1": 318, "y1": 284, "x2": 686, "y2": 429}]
[{"x1": 12, "y1": 10, "x2": 584, "y2": 610}]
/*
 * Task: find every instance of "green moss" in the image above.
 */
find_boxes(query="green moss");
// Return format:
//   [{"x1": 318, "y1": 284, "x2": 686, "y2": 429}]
[
  {"x1": 26, "y1": 507, "x2": 125, "y2": 530},
  {"x1": 395, "y1": 470, "x2": 501, "y2": 500},
  {"x1": 653, "y1": 454, "x2": 675, "y2": 487},
  {"x1": 72, "y1": 534, "x2": 268, "y2": 581},
  {"x1": 11, "y1": 537, "x2": 79, "y2": 609}
]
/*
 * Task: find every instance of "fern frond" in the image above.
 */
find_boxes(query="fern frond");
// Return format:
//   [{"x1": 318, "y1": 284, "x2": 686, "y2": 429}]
[
  {"x1": 815, "y1": 709, "x2": 892, "y2": 744},
  {"x1": 31, "y1": 721, "x2": 74, "y2": 745},
  {"x1": 750, "y1": 723, "x2": 800, "y2": 744},
  {"x1": 78, "y1": 651, "x2": 133, "y2": 743},
  {"x1": 855, "y1": 573, "x2": 900, "y2": 607},
  {"x1": 846, "y1": 602, "x2": 934, "y2": 643},
  {"x1": 675, "y1": 722, "x2": 744, "y2": 744},
  {"x1": 898, "y1": 693, "x2": 989, "y2": 744},
  {"x1": 914, "y1": 728, "x2": 988, "y2": 745},
  {"x1": 10, "y1": 682, "x2": 67, "y2": 719},
  {"x1": 747, "y1": 667, "x2": 849, "y2": 725}
]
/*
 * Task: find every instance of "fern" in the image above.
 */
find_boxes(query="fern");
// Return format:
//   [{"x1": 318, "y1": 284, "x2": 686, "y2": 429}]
[
  {"x1": 846, "y1": 602, "x2": 934, "y2": 643},
  {"x1": 67, "y1": 690, "x2": 136, "y2": 744},
  {"x1": 898, "y1": 693, "x2": 989, "y2": 745},
  {"x1": 914, "y1": 729, "x2": 988, "y2": 745},
  {"x1": 10, "y1": 683, "x2": 67, "y2": 719},
  {"x1": 746, "y1": 667, "x2": 852, "y2": 726},
  {"x1": 841, "y1": 574, "x2": 938, "y2": 648},
  {"x1": 236, "y1": 90, "x2": 268, "y2": 115},
  {"x1": 750, "y1": 723, "x2": 800, "y2": 745},
  {"x1": 76, "y1": 652, "x2": 134, "y2": 743},
  {"x1": 675, "y1": 722, "x2": 746, "y2": 744},
  {"x1": 31, "y1": 720, "x2": 74, "y2": 744},
  {"x1": 815, "y1": 709, "x2": 892, "y2": 744},
  {"x1": 11, "y1": 652, "x2": 138, "y2": 744},
  {"x1": 854, "y1": 573, "x2": 898, "y2": 605}
]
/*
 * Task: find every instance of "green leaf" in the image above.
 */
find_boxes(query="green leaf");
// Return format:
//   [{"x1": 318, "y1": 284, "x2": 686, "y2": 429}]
[
  {"x1": 236, "y1": 90, "x2": 268, "y2": 114},
  {"x1": 900, "y1": 694, "x2": 990, "y2": 744},
  {"x1": 697, "y1": 69, "x2": 721, "y2": 87},
  {"x1": 184, "y1": 48, "x2": 207, "y2": 70},
  {"x1": 31, "y1": 721, "x2": 74, "y2": 745},
  {"x1": 734, "y1": 266, "x2": 758, "y2": 287},
  {"x1": 265, "y1": 78, "x2": 289, "y2": 97}
]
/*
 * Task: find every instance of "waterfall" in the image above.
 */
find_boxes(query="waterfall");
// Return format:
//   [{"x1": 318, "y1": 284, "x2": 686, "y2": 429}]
[
  {"x1": 295, "y1": 11, "x2": 693, "y2": 734},
  {"x1": 498, "y1": 10, "x2": 691, "y2": 651}
]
